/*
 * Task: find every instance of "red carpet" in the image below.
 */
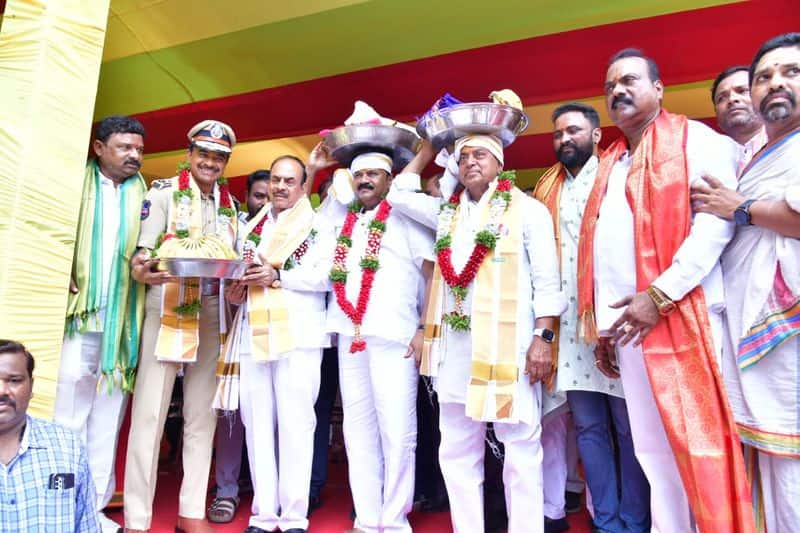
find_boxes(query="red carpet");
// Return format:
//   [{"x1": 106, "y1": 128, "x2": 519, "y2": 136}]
[{"x1": 110, "y1": 408, "x2": 592, "y2": 532}]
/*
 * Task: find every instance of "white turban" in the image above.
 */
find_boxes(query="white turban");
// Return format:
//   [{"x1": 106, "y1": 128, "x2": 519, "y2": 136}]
[
  {"x1": 350, "y1": 152, "x2": 393, "y2": 174},
  {"x1": 454, "y1": 135, "x2": 504, "y2": 166}
]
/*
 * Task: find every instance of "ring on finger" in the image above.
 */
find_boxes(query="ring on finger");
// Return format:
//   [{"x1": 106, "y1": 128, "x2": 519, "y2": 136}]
[{"x1": 623, "y1": 323, "x2": 634, "y2": 333}]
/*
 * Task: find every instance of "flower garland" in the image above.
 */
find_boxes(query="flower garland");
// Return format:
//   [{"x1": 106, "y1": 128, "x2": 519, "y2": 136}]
[
  {"x1": 329, "y1": 199, "x2": 392, "y2": 353},
  {"x1": 167, "y1": 162, "x2": 235, "y2": 239},
  {"x1": 241, "y1": 210, "x2": 316, "y2": 269},
  {"x1": 163, "y1": 163, "x2": 235, "y2": 315},
  {"x1": 434, "y1": 171, "x2": 516, "y2": 331}
]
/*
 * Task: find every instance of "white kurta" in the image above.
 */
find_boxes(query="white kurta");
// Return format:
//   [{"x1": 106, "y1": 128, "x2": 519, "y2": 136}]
[
  {"x1": 592, "y1": 118, "x2": 739, "y2": 533},
  {"x1": 721, "y1": 130, "x2": 800, "y2": 532},
  {"x1": 554, "y1": 156, "x2": 623, "y2": 399},
  {"x1": 235, "y1": 204, "x2": 332, "y2": 531},
  {"x1": 326, "y1": 207, "x2": 435, "y2": 345},
  {"x1": 435, "y1": 186, "x2": 566, "y2": 426},
  {"x1": 326, "y1": 205, "x2": 434, "y2": 533},
  {"x1": 54, "y1": 172, "x2": 125, "y2": 526}
]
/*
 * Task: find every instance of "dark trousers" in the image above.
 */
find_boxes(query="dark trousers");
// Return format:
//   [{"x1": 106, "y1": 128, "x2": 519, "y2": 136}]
[{"x1": 310, "y1": 346, "x2": 339, "y2": 498}]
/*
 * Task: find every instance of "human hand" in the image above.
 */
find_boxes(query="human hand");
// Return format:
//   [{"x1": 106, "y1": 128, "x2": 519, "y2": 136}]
[
  {"x1": 405, "y1": 329, "x2": 424, "y2": 368},
  {"x1": 594, "y1": 337, "x2": 620, "y2": 378},
  {"x1": 690, "y1": 174, "x2": 745, "y2": 220},
  {"x1": 131, "y1": 251, "x2": 173, "y2": 285},
  {"x1": 240, "y1": 263, "x2": 277, "y2": 288},
  {"x1": 225, "y1": 280, "x2": 247, "y2": 305},
  {"x1": 608, "y1": 291, "x2": 660, "y2": 347},
  {"x1": 524, "y1": 336, "x2": 554, "y2": 384}
]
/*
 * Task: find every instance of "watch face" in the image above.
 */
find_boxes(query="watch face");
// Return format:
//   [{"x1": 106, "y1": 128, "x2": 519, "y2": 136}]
[{"x1": 542, "y1": 329, "x2": 555, "y2": 342}]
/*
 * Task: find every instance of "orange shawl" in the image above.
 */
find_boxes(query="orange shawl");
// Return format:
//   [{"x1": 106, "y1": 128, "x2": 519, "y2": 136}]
[
  {"x1": 576, "y1": 111, "x2": 754, "y2": 532},
  {"x1": 532, "y1": 162, "x2": 566, "y2": 391}
]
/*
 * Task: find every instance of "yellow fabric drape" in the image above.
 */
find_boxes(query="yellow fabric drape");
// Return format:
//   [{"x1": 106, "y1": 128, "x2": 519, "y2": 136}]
[{"x1": 0, "y1": 0, "x2": 111, "y2": 419}]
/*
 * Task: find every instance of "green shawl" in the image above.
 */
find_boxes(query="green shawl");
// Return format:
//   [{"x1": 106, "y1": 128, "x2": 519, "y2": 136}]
[{"x1": 65, "y1": 160, "x2": 146, "y2": 392}]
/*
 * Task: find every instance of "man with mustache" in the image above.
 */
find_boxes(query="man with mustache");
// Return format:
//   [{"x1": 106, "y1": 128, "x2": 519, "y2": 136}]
[
  {"x1": 219, "y1": 155, "x2": 332, "y2": 533},
  {"x1": 125, "y1": 120, "x2": 239, "y2": 533},
  {"x1": 326, "y1": 151, "x2": 435, "y2": 533},
  {"x1": 0, "y1": 340, "x2": 101, "y2": 532},
  {"x1": 579, "y1": 48, "x2": 754, "y2": 533},
  {"x1": 55, "y1": 115, "x2": 147, "y2": 533},
  {"x1": 691, "y1": 32, "x2": 800, "y2": 531},
  {"x1": 207, "y1": 168, "x2": 272, "y2": 526},
  {"x1": 712, "y1": 66, "x2": 767, "y2": 173},
  {"x1": 416, "y1": 134, "x2": 565, "y2": 533},
  {"x1": 534, "y1": 103, "x2": 649, "y2": 533}
]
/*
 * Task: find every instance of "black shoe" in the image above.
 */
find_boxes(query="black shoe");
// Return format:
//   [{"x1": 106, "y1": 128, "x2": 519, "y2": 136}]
[
  {"x1": 564, "y1": 490, "x2": 582, "y2": 514},
  {"x1": 243, "y1": 527, "x2": 273, "y2": 533},
  {"x1": 282, "y1": 530, "x2": 307, "y2": 533},
  {"x1": 545, "y1": 516, "x2": 570, "y2": 533},
  {"x1": 306, "y1": 494, "x2": 321, "y2": 518}
]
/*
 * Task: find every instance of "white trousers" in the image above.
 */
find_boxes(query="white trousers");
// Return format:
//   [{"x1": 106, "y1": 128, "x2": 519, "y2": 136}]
[
  {"x1": 542, "y1": 411, "x2": 567, "y2": 519},
  {"x1": 756, "y1": 450, "x2": 800, "y2": 533},
  {"x1": 617, "y1": 341, "x2": 691, "y2": 533},
  {"x1": 53, "y1": 332, "x2": 127, "y2": 512},
  {"x1": 338, "y1": 335, "x2": 418, "y2": 533},
  {"x1": 239, "y1": 347, "x2": 322, "y2": 532},
  {"x1": 439, "y1": 402, "x2": 544, "y2": 533}
]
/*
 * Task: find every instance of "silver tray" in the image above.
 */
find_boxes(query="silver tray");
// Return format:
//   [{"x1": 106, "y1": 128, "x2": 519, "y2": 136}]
[
  {"x1": 323, "y1": 124, "x2": 421, "y2": 171},
  {"x1": 416, "y1": 103, "x2": 529, "y2": 151},
  {"x1": 160, "y1": 258, "x2": 249, "y2": 279}
]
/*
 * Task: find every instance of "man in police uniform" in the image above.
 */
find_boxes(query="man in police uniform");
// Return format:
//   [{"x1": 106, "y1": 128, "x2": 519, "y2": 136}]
[{"x1": 124, "y1": 120, "x2": 237, "y2": 533}]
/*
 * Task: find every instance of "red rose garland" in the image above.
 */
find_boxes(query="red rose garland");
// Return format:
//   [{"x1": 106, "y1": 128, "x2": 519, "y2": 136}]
[
  {"x1": 435, "y1": 172, "x2": 515, "y2": 331},
  {"x1": 330, "y1": 199, "x2": 392, "y2": 353}
]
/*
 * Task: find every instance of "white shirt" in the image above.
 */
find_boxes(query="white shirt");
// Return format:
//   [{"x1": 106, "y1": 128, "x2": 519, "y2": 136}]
[
  {"x1": 326, "y1": 207, "x2": 435, "y2": 346},
  {"x1": 436, "y1": 186, "x2": 566, "y2": 425},
  {"x1": 238, "y1": 204, "x2": 333, "y2": 355},
  {"x1": 554, "y1": 157, "x2": 624, "y2": 398},
  {"x1": 594, "y1": 119, "x2": 739, "y2": 332},
  {"x1": 736, "y1": 126, "x2": 768, "y2": 176},
  {"x1": 99, "y1": 172, "x2": 120, "y2": 317}
]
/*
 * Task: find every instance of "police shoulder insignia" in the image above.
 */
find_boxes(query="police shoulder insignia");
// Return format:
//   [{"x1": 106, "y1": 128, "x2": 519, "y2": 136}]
[{"x1": 140, "y1": 199, "x2": 151, "y2": 220}]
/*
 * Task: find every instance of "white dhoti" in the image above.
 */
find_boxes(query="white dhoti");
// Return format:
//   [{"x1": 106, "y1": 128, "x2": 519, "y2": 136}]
[
  {"x1": 541, "y1": 411, "x2": 568, "y2": 520},
  {"x1": 439, "y1": 402, "x2": 544, "y2": 533},
  {"x1": 338, "y1": 335, "x2": 418, "y2": 533},
  {"x1": 53, "y1": 331, "x2": 127, "y2": 512},
  {"x1": 239, "y1": 347, "x2": 322, "y2": 532},
  {"x1": 617, "y1": 341, "x2": 692, "y2": 533},
  {"x1": 752, "y1": 448, "x2": 800, "y2": 532}
]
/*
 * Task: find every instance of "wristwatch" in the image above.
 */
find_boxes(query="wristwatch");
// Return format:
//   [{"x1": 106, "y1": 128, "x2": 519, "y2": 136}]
[
  {"x1": 533, "y1": 328, "x2": 555, "y2": 343},
  {"x1": 646, "y1": 285, "x2": 676, "y2": 316},
  {"x1": 734, "y1": 199, "x2": 756, "y2": 226}
]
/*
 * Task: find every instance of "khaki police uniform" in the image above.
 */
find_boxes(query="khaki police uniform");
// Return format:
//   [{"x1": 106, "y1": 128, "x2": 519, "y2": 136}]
[{"x1": 123, "y1": 177, "x2": 224, "y2": 529}]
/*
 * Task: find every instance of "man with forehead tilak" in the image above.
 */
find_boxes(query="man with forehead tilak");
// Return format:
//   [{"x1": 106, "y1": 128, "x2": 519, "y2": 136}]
[
  {"x1": 691, "y1": 32, "x2": 800, "y2": 531},
  {"x1": 577, "y1": 49, "x2": 754, "y2": 532},
  {"x1": 325, "y1": 150, "x2": 435, "y2": 533},
  {"x1": 214, "y1": 155, "x2": 333, "y2": 533},
  {"x1": 125, "y1": 120, "x2": 239, "y2": 533},
  {"x1": 414, "y1": 134, "x2": 565, "y2": 533}
]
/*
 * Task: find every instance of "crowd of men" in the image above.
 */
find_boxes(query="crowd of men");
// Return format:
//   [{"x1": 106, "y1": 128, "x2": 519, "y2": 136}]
[{"x1": 1, "y1": 32, "x2": 798, "y2": 533}]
